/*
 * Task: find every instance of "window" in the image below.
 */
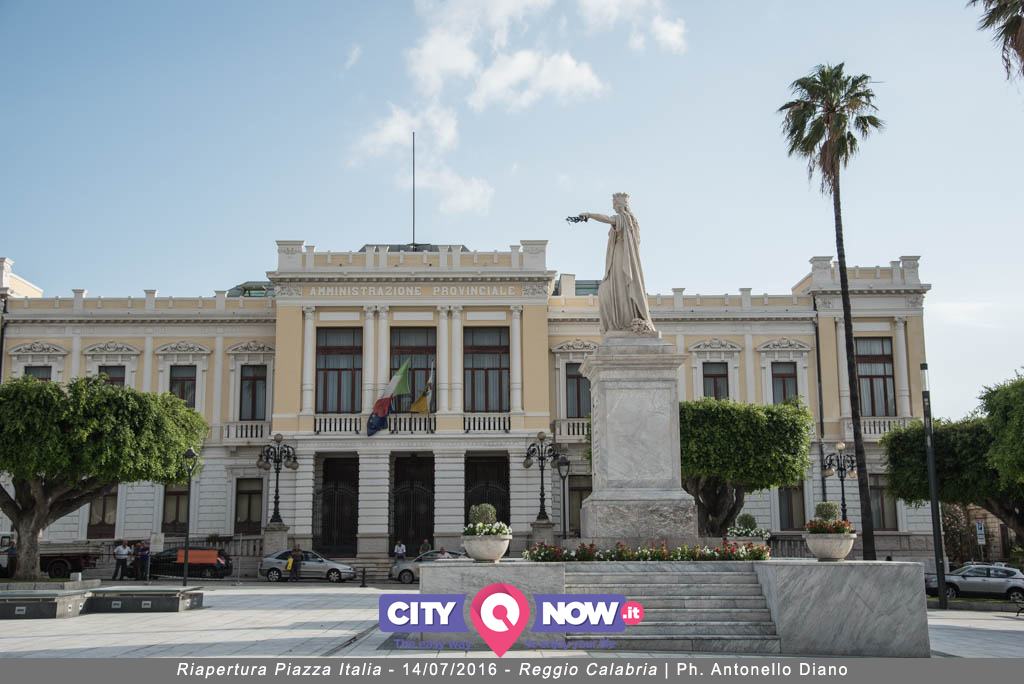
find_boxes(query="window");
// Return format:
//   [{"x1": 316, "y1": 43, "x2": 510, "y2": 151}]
[
  {"x1": 316, "y1": 328, "x2": 362, "y2": 413},
  {"x1": 169, "y1": 365, "x2": 197, "y2": 408},
  {"x1": 98, "y1": 365, "x2": 126, "y2": 386},
  {"x1": 390, "y1": 328, "x2": 436, "y2": 413},
  {"x1": 772, "y1": 362, "x2": 798, "y2": 404},
  {"x1": 234, "y1": 478, "x2": 263, "y2": 535},
  {"x1": 565, "y1": 363, "x2": 592, "y2": 418},
  {"x1": 464, "y1": 328, "x2": 510, "y2": 412},
  {"x1": 239, "y1": 364, "x2": 267, "y2": 421},
  {"x1": 779, "y1": 483, "x2": 806, "y2": 530},
  {"x1": 855, "y1": 338, "x2": 896, "y2": 417},
  {"x1": 869, "y1": 474, "x2": 898, "y2": 531},
  {"x1": 87, "y1": 486, "x2": 118, "y2": 539},
  {"x1": 703, "y1": 362, "x2": 729, "y2": 399},
  {"x1": 162, "y1": 484, "x2": 190, "y2": 535},
  {"x1": 24, "y1": 365, "x2": 52, "y2": 381}
]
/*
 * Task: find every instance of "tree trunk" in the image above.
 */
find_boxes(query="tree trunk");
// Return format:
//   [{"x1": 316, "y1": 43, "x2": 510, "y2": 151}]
[
  {"x1": 685, "y1": 477, "x2": 746, "y2": 536},
  {"x1": 983, "y1": 497, "x2": 1024, "y2": 545},
  {"x1": 11, "y1": 511, "x2": 48, "y2": 581},
  {"x1": 832, "y1": 173, "x2": 877, "y2": 560}
]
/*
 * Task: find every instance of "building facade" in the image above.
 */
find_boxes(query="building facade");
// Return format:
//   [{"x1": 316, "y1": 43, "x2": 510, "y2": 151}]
[{"x1": 0, "y1": 242, "x2": 933, "y2": 560}]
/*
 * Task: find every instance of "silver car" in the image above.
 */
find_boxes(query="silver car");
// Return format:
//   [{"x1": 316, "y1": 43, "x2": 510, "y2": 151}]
[
  {"x1": 926, "y1": 564, "x2": 1024, "y2": 601},
  {"x1": 390, "y1": 549, "x2": 466, "y2": 584},
  {"x1": 259, "y1": 550, "x2": 356, "y2": 583}
]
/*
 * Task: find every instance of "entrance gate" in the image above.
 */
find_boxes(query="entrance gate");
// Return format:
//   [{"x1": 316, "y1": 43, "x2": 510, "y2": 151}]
[
  {"x1": 391, "y1": 454, "x2": 435, "y2": 553},
  {"x1": 315, "y1": 458, "x2": 358, "y2": 556}
]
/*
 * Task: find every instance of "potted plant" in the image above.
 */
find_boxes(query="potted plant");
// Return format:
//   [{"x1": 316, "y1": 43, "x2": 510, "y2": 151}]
[
  {"x1": 727, "y1": 513, "x2": 771, "y2": 544},
  {"x1": 462, "y1": 504, "x2": 512, "y2": 562},
  {"x1": 804, "y1": 501, "x2": 856, "y2": 561}
]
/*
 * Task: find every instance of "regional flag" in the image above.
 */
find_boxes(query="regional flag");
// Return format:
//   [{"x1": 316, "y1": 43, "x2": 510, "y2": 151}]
[
  {"x1": 367, "y1": 358, "x2": 412, "y2": 436},
  {"x1": 409, "y1": 360, "x2": 435, "y2": 414}
]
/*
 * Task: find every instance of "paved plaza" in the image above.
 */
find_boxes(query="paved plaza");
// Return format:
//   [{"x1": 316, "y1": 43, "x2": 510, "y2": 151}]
[{"x1": 0, "y1": 582, "x2": 1020, "y2": 658}]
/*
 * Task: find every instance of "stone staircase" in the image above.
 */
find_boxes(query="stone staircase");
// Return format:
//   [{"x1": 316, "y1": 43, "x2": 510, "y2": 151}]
[
  {"x1": 563, "y1": 562, "x2": 780, "y2": 654},
  {"x1": 324, "y1": 558, "x2": 393, "y2": 582}
]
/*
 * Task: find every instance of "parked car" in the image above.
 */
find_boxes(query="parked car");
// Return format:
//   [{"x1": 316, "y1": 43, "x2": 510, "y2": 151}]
[
  {"x1": 258, "y1": 550, "x2": 355, "y2": 583},
  {"x1": 390, "y1": 549, "x2": 467, "y2": 584},
  {"x1": 149, "y1": 547, "x2": 232, "y2": 579},
  {"x1": 926, "y1": 563, "x2": 1024, "y2": 601}
]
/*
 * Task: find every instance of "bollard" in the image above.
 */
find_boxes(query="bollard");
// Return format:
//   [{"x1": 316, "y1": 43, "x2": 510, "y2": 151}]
[{"x1": 360, "y1": 567, "x2": 367, "y2": 588}]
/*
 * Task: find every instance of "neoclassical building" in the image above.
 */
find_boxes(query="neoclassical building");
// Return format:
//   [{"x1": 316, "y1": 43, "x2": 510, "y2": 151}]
[{"x1": 0, "y1": 243, "x2": 933, "y2": 564}]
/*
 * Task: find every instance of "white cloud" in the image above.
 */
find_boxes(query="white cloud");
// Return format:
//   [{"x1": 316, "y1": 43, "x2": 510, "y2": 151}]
[
  {"x1": 469, "y1": 50, "x2": 606, "y2": 111},
  {"x1": 413, "y1": 163, "x2": 495, "y2": 215},
  {"x1": 351, "y1": 103, "x2": 458, "y2": 162},
  {"x1": 628, "y1": 29, "x2": 646, "y2": 51},
  {"x1": 344, "y1": 44, "x2": 362, "y2": 70},
  {"x1": 577, "y1": 0, "x2": 653, "y2": 30},
  {"x1": 650, "y1": 15, "x2": 686, "y2": 54},
  {"x1": 407, "y1": 30, "x2": 480, "y2": 97}
]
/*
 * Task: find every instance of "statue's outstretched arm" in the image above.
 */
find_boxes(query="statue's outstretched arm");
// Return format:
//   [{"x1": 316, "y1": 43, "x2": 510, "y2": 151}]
[{"x1": 580, "y1": 212, "x2": 614, "y2": 225}]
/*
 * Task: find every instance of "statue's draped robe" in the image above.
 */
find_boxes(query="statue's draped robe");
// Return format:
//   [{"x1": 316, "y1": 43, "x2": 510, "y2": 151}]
[{"x1": 597, "y1": 210, "x2": 654, "y2": 333}]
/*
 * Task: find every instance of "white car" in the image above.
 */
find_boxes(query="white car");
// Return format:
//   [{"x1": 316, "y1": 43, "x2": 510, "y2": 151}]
[
  {"x1": 389, "y1": 549, "x2": 466, "y2": 584},
  {"x1": 258, "y1": 550, "x2": 356, "y2": 583}
]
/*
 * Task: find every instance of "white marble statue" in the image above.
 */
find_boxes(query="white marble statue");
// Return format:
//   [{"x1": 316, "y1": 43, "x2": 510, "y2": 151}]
[{"x1": 574, "y1": 193, "x2": 656, "y2": 334}]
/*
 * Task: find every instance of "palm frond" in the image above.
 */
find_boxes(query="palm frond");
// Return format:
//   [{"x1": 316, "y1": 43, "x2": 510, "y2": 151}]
[{"x1": 969, "y1": 0, "x2": 1024, "y2": 79}]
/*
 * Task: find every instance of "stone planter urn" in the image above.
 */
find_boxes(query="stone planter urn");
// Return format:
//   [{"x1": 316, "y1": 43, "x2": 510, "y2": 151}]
[
  {"x1": 461, "y1": 534, "x2": 512, "y2": 562},
  {"x1": 804, "y1": 533, "x2": 857, "y2": 561}
]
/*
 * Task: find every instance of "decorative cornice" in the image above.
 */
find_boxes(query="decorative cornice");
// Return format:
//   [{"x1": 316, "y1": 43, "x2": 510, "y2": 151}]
[
  {"x1": 156, "y1": 341, "x2": 211, "y2": 355},
  {"x1": 551, "y1": 338, "x2": 599, "y2": 354},
  {"x1": 227, "y1": 340, "x2": 275, "y2": 354},
  {"x1": 689, "y1": 338, "x2": 742, "y2": 352},
  {"x1": 84, "y1": 341, "x2": 141, "y2": 355},
  {"x1": 756, "y1": 338, "x2": 812, "y2": 352},
  {"x1": 9, "y1": 341, "x2": 67, "y2": 355}
]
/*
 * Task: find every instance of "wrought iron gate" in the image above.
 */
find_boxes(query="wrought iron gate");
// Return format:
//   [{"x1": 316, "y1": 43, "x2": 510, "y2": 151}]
[
  {"x1": 465, "y1": 455, "x2": 510, "y2": 524},
  {"x1": 391, "y1": 455, "x2": 434, "y2": 552},
  {"x1": 315, "y1": 458, "x2": 358, "y2": 556}
]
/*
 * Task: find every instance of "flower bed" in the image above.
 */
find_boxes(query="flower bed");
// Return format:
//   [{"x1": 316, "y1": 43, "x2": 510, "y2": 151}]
[
  {"x1": 462, "y1": 521, "x2": 511, "y2": 536},
  {"x1": 522, "y1": 541, "x2": 770, "y2": 562},
  {"x1": 804, "y1": 519, "x2": 854, "y2": 534}
]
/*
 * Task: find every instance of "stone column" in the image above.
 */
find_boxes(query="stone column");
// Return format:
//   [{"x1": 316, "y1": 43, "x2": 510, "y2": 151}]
[
  {"x1": 300, "y1": 307, "x2": 315, "y2": 416},
  {"x1": 744, "y1": 333, "x2": 756, "y2": 403},
  {"x1": 357, "y1": 450, "x2": 391, "y2": 558},
  {"x1": 362, "y1": 306, "x2": 376, "y2": 412},
  {"x1": 433, "y1": 450, "x2": 465, "y2": 550},
  {"x1": 893, "y1": 317, "x2": 912, "y2": 417},
  {"x1": 212, "y1": 333, "x2": 224, "y2": 431},
  {"x1": 70, "y1": 333, "x2": 81, "y2": 378},
  {"x1": 436, "y1": 306, "x2": 450, "y2": 412},
  {"x1": 376, "y1": 305, "x2": 390, "y2": 394},
  {"x1": 142, "y1": 333, "x2": 153, "y2": 392},
  {"x1": 450, "y1": 306, "x2": 464, "y2": 413},
  {"x1": 580, "y1": 333, "x2": 696, "y2": 547},
  {"x1": 835, "y1": 318, "x2": 852, "y2": 419},
  {"x1": 510, "y1": 305, "x2": 523, "y2": 412}
]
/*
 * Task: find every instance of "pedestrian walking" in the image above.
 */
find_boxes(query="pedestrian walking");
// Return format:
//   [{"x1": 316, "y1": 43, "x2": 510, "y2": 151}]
[
  {"x1": 418, "y1": 539, "x2": 431, "y2": 556},
  {"x1": 288, "y1": 545, "x2": 303, "y2": 581},
  {"x1": 112, "y1": 540, "x2": 132, "y2": 581},
  {"x1": 393, "y1": 540, "x2": 406, "y2": 560}
]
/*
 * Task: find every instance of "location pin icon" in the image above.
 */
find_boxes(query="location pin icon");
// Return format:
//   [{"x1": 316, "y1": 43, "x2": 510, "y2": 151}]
[{"x1": 470, "y1": 583, "x2": 530, "y2": 657}]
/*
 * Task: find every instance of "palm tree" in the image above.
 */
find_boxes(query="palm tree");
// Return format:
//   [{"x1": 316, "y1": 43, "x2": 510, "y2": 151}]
[
  {"x1": 969, "y1": 0, "x2": 1024, "y2": 80},
  {"x1": 778, "y1": 63, "x2": 884, "y2": 560}
]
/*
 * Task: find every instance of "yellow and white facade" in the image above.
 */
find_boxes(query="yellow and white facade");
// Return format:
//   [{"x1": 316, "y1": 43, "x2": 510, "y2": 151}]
[{"x1": 0, "y1": 242, "x2": 933, "y2": 560}]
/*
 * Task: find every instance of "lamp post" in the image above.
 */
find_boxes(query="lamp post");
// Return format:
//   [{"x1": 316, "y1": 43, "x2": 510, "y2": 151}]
[
  {"x1": 822, "y1": 441, "x2": 857, "y2": 522},
  {"x1": 523, "y1": 431, "x2": 562, "y2": 522},
  {"x1": 257, "y1": 433, "x2": 298, "y2": 525},
  {"x1": 181, "y1": 447, "x2": 200, "y2": 588},
  {"x1": 556, "y1": 454, "x2": 570, "y2": 540},
  {"x1": 922, "y1": 363, "x2": 948, "y2": 609}
]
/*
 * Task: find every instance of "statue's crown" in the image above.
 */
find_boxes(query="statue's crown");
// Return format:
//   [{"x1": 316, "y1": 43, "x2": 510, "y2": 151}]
[{"x1": 613, "y1": 192, "x2": 630, "y2": 202}]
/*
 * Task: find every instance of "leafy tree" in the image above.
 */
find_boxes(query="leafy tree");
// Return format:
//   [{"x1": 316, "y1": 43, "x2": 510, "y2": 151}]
[
  {"x1": 882, "y1": 417, "x2": 1024, "y2": 542},
  {"x1": 778, "y1": 63, "x2": 884, "y2": 558},
  {"x1": 679, "y1": 399, "x2": 813, "y2": 536},
  {"x1": 969, "y1": 0, "x2": 1024, "y2": 80},
  {"x1": 980, "y1": 374, "x2": 1024, "y2": 485},
  {"x1": 0, "y1": 376, "x2": 208, "y2": 580}
]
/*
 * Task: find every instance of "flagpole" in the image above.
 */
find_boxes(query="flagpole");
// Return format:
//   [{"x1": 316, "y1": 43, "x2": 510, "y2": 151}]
[{"x1": 412, "y1": 130, "x2": 416, "y2": 246}]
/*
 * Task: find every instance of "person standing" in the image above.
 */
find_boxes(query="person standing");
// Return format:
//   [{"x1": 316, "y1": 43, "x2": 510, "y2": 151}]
[
  {"x1": 288, "y1": 545, "x2": 303, "y2": 582},
  {"x1": 418, "y1": 539, "x2": 431, "y2": 556},
  {"x1": 136, "y1": 540, "x2": 151, "y2": 581},
  {"x1": 112, "y1": 540, "x2": 132, "y2": 581},
  {"x1": 393, "y1": 540, "x2": 406, "y2": 560}
]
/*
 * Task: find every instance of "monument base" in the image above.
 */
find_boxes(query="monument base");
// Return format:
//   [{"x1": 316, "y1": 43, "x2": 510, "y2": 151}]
[
  {"x1": 581, "y1": 489, "x2": 698, "y2": 548},
  {"x1": 262, "y1": 522, "x2": 289, "y2": 555},
  {"x1": 529, "y1": 519, "x2": 556, "y2": 546}
]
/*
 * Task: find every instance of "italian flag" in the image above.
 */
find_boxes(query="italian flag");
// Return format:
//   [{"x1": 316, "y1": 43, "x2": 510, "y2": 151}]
[{"x1": 367, "y1": 358, "x2": 411, "y2": 436}]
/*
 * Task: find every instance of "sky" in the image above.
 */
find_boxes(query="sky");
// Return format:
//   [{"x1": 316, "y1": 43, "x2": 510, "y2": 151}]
[{"x1": 1, "y1": 1, "x2": 1022, "y2": 419}]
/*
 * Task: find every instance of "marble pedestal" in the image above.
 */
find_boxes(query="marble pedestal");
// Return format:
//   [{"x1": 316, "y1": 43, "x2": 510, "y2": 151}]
[
  {"x1": 580, "y1": 332, "x2": 697, "y2": 547},
  {"x1": 262, "y1": 522, "x2": 289, "y2": 555},
  {"x1": 529, "y1": 519, "x2": 555, "y2": 546}
]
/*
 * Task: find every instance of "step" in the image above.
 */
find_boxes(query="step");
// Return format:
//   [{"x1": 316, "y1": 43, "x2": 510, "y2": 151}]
[
  {"x1": 622, "y1": 596, "x2": 769, "y2": 609},
  {"x1": 565, "y1": 572, "x2": 759, "y2": 585},
  {"x1": 640, "y1": 607, "x2": 773, "y2": 622},
  {"x1": 566, "y1": 583, "x2": 764, "y2": 596},
  {"x1": 565, "y1": 634, "x2": 781, "y2": 654},
  {"x1": 619, "y1": 621, "x2": 777, "y2": 636},
  {"x1": 563, "y1": 561, "x2": 756, "y2": 573}
]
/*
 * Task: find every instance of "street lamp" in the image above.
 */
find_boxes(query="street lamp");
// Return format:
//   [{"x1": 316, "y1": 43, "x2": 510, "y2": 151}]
[
  {"x1": 922, "y1": 363, "x2": 948, "y2": 609},
  {"x1": 181, "y1": 447, "x2": 200, "y2": 588},
  {"x1": 822, "y1": 441, "x2": 858, "y2": 522},
  {"x1": 556, "y1": 454, "x2": 571, "y2": 540},
  {"x1": 257, "y1": 433, "x2": 298, "y2": 525},
  {"x1": 523, "y1": 431, "x2": 562, "y2": 522}
]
